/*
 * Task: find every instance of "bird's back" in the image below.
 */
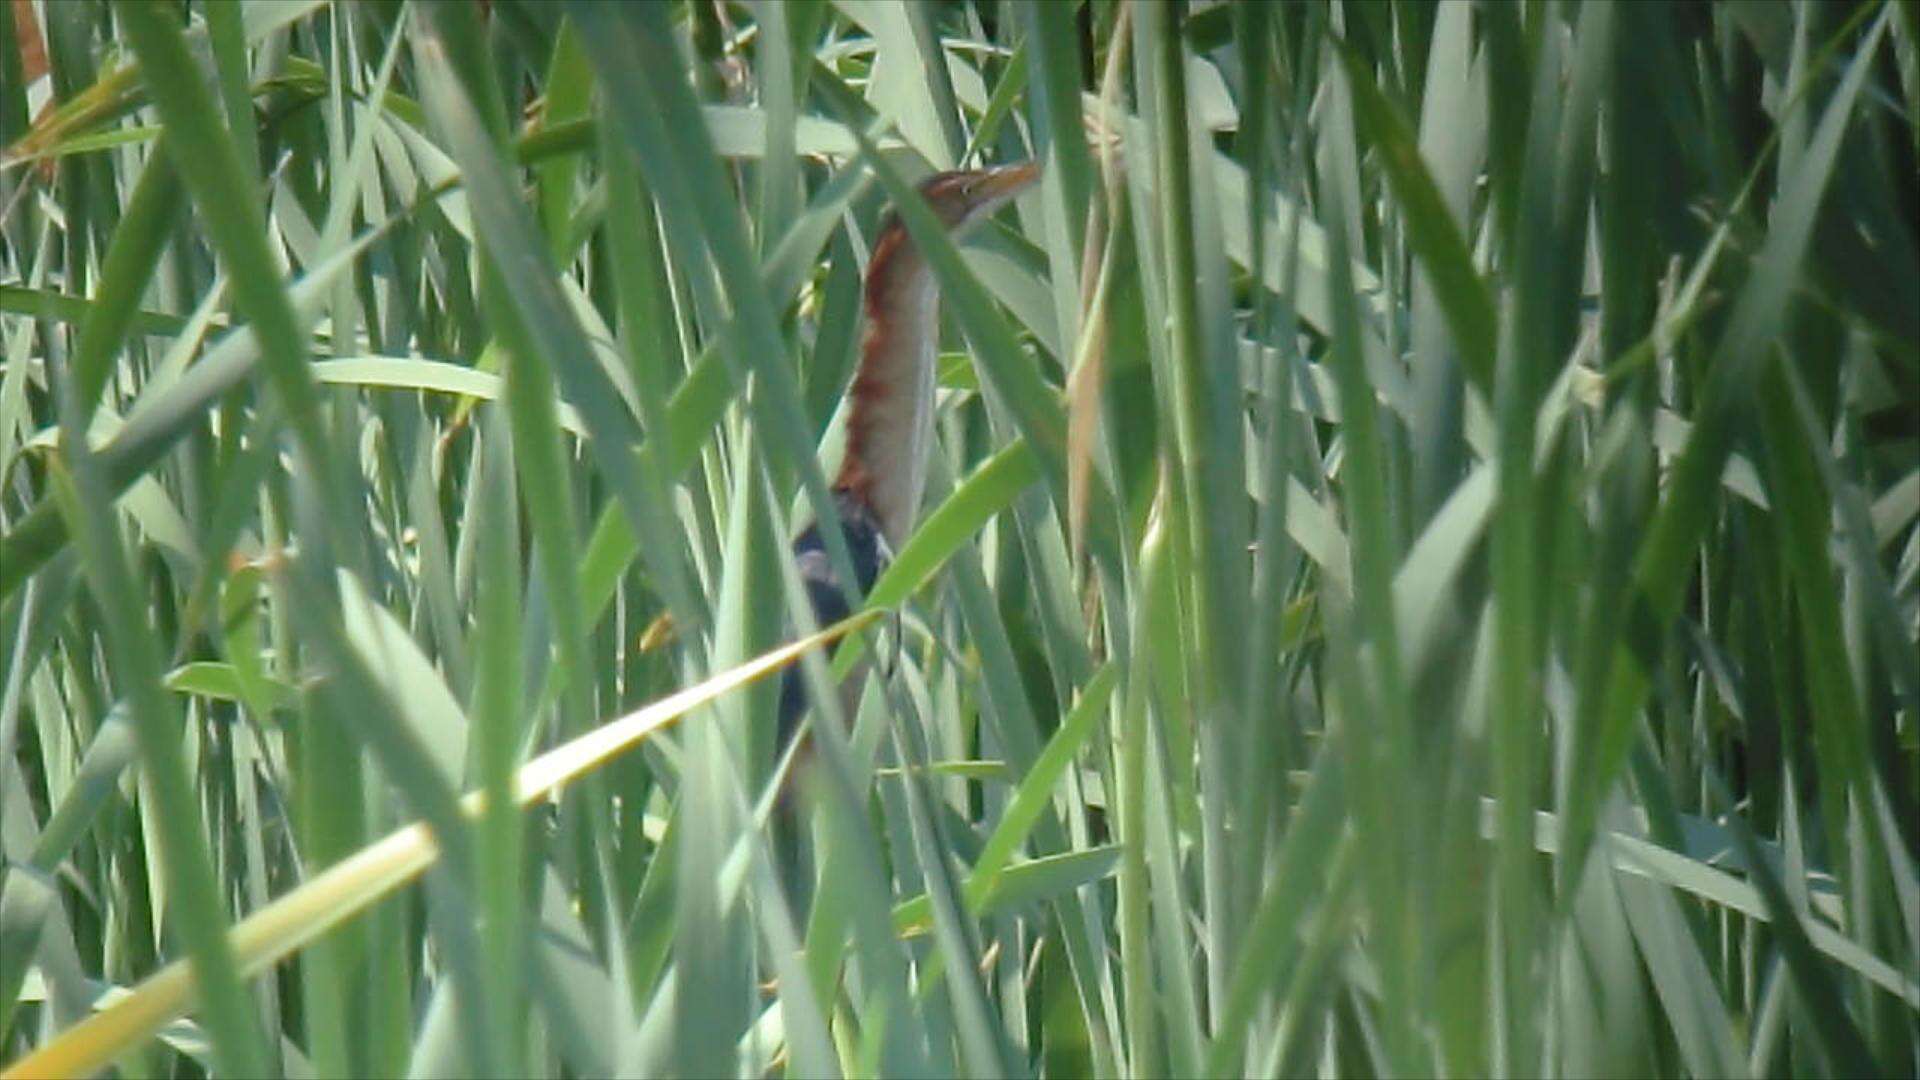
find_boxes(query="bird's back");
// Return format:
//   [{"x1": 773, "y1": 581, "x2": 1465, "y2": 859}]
[{"x1": 777, "y1": 488, "x2": 890, "y2": 751}]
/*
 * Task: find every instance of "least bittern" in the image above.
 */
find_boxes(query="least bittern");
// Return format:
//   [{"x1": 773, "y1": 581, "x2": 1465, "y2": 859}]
[{"x1": 778, "y1": 160, "x2": 1041, "y2": 749}]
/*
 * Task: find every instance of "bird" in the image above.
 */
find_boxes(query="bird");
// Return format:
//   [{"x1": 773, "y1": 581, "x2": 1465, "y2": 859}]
[{"x1": 776, "y1": 160, "x2": 1041, "y2": 772}]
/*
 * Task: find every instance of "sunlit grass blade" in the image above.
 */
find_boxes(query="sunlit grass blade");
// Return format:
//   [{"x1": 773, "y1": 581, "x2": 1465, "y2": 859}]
[{"x1": 1, "y1": 614, "x2": 876, "y2": 1080}]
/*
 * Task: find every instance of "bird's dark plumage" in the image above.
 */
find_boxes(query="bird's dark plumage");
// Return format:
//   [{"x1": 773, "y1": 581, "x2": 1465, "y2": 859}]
[{"x1": 777, "y1": 488, "x2": 890, "y2": 751}]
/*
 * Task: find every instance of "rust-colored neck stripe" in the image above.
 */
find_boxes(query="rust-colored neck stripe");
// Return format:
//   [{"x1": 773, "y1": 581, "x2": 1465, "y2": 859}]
[
  {"x1": 834, "y1": 215, "x2": 924, "y2": 509},
  {"x1": 829, "y1": 162, "x2": 1036, "y2": 545}
]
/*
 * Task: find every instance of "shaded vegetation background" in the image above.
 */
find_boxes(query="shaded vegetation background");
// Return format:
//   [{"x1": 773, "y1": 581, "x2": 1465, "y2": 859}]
[{"x1": 2, "y1": 0, "x2": 1916, "y2": 1076}]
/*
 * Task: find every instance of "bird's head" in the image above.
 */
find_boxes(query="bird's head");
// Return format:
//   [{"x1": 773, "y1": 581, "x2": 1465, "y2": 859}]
[{"x1": 913, "y1": 159, "x2": 1042, "y2": 235}]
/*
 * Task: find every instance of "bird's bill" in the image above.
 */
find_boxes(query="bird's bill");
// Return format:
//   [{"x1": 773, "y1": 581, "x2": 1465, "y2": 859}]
[{"x1": 967, "y1": 159, "x2": 1042, "y2": 206}]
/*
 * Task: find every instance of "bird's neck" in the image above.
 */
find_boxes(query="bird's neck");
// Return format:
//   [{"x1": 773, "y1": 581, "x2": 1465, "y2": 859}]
[{"x1": 835, "y1": 224, "x2": 940, "y2": 549}]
